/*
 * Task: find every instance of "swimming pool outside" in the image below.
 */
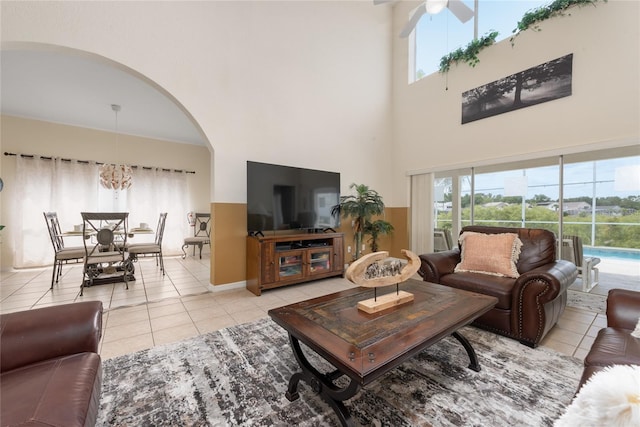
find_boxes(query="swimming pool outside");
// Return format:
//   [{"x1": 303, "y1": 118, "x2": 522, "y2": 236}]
[{"x1": 584, "y1": 247, "x2": 640, "y2": 262}]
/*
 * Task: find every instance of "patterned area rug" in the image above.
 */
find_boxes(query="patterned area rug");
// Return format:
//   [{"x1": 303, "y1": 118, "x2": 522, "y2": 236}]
[
  {"x1": 566, "y1": 289, "x2": 607, "y2": 314},
  {"x1": 98, "y1": 319, "x2": 582, "y2": 426}
]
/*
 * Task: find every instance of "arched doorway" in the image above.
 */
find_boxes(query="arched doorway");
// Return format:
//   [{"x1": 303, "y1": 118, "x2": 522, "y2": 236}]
[{"x1": 1, "y1": 44, "x2": 214, "y2": 280}]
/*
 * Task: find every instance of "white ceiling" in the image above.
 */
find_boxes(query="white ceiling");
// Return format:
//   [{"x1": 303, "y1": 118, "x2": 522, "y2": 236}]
[{"x1": 1, "y1": 50, "x2": 207, "y2": 146}]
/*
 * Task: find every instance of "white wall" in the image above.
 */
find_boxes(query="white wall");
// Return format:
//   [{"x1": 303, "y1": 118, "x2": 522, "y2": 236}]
[
  {"x1": 390, "y1": 0, "x2": 639, "y2": 207},
  {"x1": 1, "y1": 1, "x2": 395, "y2": 203}
]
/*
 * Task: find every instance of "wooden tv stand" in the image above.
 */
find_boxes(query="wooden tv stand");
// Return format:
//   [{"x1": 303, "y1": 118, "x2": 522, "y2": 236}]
[{"x1": 246, "y1": 232, "x2": 344, "y2": 296}]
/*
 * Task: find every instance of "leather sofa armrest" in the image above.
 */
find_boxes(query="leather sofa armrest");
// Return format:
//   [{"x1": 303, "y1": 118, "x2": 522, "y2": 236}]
[
  {"x1": 511, "y1": 260, "x2": 577, "y2": 346},
  {"x1": 418, "y1": 249, "x2": 461, "y2": 282},
  {"x1": 514, "y1": 260, "x2": 578, "y2": 303},
  {"x1": 606, "y1": 288, "x2": 640, "y2": 330},
  {"x1": 0, "y1": 301, "x2": 103, "y2": 373}
]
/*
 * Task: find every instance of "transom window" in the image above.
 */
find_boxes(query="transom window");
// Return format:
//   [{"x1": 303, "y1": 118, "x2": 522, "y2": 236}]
[{"x1": 412, "y1": 0, "x2": 546, "y2": 82}]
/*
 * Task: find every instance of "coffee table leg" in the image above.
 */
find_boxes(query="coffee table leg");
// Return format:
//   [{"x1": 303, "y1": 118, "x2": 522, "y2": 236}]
[
  {"x1": 451, "y1": 331, "x2": 481, "y2": 372},
  {"x1": 285, "y1": 334, "x2": 360, "y2": 427}
]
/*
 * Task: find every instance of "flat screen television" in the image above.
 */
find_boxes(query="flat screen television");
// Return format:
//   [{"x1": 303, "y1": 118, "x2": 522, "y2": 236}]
[{"x1": 247, "y1": 161, "x2": 340, "y2": 234}]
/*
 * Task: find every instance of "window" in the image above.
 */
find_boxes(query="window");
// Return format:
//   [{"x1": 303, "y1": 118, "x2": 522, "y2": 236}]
[
  {"x1": 434, "y1": 176, "x2": 453, "y2": 230},
  {"x1": 412, "y1": 0, "x2": 547, "y2": 81},
  {"x1": 471, "y1": 164, "x2": 560, "y2": 233},
  {"x1": 563, "y1": 156, "x2": 640, "y2": 248},
  {"x1": 429, "y1": 149, "x2": 640, "y2": 253}
]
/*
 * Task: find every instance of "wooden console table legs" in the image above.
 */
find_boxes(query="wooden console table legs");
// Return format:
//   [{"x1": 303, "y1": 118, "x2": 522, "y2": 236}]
[{"x1": 285, "y1": 334, "x2": 360, "y2": 427}]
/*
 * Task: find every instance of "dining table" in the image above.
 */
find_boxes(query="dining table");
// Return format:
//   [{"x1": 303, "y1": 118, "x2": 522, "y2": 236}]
[
  {"x1": 62, "y1": 227, "x2": 155, "y2": 239},
  {"x1": 60, "y1": 223, "x2": 155, "y2": 287}
]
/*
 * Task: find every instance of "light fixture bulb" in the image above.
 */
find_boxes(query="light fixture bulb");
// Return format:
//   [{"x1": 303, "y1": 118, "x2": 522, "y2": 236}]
[{"x1": 425, "y1": 0, "x2": 448, "y2": 15}]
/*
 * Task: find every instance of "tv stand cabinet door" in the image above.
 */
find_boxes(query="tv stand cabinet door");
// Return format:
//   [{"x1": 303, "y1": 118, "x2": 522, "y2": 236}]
[
  {"x1": 261, "y1": 242, "x2": 276, "y2": 284},
  {"x1": 307, "y1": 248, "x2": 334, "y2": 277},
  {"x1": 277, "y1": 250, "x2": 305, "y2": 282},
  {"x1": 332, "y1": 234, "x2": 344, "y2": 274}
]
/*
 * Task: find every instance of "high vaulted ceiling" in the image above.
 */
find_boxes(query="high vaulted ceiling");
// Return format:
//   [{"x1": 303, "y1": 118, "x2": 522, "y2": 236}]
[{"x1": 1, "y1": 49, "x2": 207, "y2": 146}]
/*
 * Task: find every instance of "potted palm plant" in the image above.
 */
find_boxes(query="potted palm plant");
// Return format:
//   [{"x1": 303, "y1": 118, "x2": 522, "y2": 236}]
[
  {"x1": 363, "y1": 219, "x2": 394, "y2": 252},
  {"x1": 331, "y1": 183, "x2": 388, "y2": 260}
]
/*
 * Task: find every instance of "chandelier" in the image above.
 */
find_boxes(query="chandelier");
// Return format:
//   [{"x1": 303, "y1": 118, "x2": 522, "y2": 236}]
[
  {"x1": 99, "y1": 104, "x2": 133, "y2": 190},
  {"x1": 99, "y1": 163, "x2": 133, "y2": 190}
]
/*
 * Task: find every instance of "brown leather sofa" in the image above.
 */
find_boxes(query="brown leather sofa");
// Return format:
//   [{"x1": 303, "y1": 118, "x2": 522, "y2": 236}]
[
  {"x1": 1, "y1": 301, "x2": 103, "y2": 426},
  {"x1": 418, "y1": 226, "x2": 578, "y2": 347},
  {"x1": 578, "y1": 288, "x2": 640, "y2": 391}
]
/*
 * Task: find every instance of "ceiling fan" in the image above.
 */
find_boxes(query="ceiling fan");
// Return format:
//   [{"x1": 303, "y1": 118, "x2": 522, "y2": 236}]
[{"x1": 375, "y1": 0, "x2": 475, "y2": 38}]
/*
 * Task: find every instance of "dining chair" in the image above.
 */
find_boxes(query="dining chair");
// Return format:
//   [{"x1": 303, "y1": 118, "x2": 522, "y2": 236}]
[
  {"x1": 128, "y1": 212, "x2": 168, "y2": 275},
  {"x1": 43, "y1": 212, "x2": 85, "y2": 290},
  {"x1": 182, "y1": 212, "x2": 211, "y2": 259},
  {"x1": 561, "y1": 235, "x2": 601, "y2": 292},
  {"x1": 80, "y1": 212, "x2": 131, "y2": 296}
]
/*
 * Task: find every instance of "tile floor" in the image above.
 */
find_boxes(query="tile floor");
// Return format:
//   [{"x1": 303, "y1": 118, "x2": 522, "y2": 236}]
[
  {"x1": 1, "y1": 254, "x2": 637, "y2": 361},
  {"x1": 542, "y1": 256, "x2": 639, "y2": 360},
  {"x1": 0, "y1": 255, "x2": 356, "y2": 359}
]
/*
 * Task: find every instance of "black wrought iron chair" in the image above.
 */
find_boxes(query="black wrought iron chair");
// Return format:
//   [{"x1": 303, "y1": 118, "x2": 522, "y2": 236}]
[
  {"x1": 43, "y1": 212, "x2": 85, "y2": 289},
  {"x1": 182, "y1": 212, "x2": 211, "y2": 259},
  {"x1": 128, "y1": 212, "x2": 168, "y2": 274},
  {"x1": 80, "y1": 212, "x2": 131, "y2": 295}
]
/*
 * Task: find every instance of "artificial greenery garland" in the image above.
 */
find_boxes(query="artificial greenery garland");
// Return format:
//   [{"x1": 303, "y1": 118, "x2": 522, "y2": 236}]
[
  {"x1": 438, "y1": 31, "x2": 498, "y2": 73},
  {"x1": 510, "y1": 0, "x2": 607, "y2": 44},
  {"x1": 437, "y1": 0, "x2": 607, "y2": 74}
]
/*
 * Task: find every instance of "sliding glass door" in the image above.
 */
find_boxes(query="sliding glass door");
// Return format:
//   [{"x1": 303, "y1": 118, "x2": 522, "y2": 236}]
[
  {"x1": 471, "y1": 166, "x2": 560, "y2": 232},
  {"x1": 428, "y1": 147, "x2": 639, "y2": 252},
  {"x1": 433, "y1": 171, "x2": 472, "y2": 240},
  {"x1": 563, "y1": 156, "x2": 640, "y2": 249}
]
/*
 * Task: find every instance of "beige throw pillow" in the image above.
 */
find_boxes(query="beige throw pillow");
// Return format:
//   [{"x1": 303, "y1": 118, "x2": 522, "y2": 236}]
[{"x1": 455, "y1": 231, "x2": 523, "y2": 278}]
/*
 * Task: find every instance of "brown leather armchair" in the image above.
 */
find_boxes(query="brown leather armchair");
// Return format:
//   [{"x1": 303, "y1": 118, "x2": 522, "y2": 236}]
[
  {"x1": 578, "y1": 288, "x2": 640, "y2": 391},
  {"x1": 1, "y1": 301, "x2": 103, "y2": 426},
  {"x1": 418, "y1": 226, "x2": 578, "y2": 347}
]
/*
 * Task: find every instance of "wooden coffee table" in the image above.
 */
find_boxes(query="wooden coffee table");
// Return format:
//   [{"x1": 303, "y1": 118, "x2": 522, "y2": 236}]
[{"x1": 268, "y1": 279, "x2": 498, "y2": 427}]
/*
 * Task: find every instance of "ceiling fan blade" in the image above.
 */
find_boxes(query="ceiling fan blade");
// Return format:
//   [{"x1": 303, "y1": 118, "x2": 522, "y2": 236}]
[
  {"x1": 447, "y1": 0, "x2": 475, "y2": 23},
  {"x1": 400, "y1": 2, "x2": 426, "y2": 38}
]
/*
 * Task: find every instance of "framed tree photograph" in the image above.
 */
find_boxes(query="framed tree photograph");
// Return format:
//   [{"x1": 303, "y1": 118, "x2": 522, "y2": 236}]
[{"x1": 462, "y1": 54, "x2": 573, "y2": 124}]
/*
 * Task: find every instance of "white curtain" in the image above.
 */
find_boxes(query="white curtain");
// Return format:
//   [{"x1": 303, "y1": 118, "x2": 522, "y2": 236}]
[
  {"x1": 14, "y1": 156, "x2": 99, "y2": 267},
  {"x1": 410, "y1": 173, "x2": 434, "y2": 255},
  {"x1": 13, "y1": 156, "x2": 191, "y2": 268},
  {"x1": 126, "y1": 167, "x2": 190, "y2": 255}
]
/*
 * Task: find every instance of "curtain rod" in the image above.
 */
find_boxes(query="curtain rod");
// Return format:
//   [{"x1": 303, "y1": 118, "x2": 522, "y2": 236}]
[{"x1": 3, "y1": 151, "x2": 196, "y2": 174}]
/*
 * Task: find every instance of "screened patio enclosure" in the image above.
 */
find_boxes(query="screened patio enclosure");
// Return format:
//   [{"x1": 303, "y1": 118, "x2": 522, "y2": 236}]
[{"x1": 410, "y1": 146, "x2": 639, "y2": 291}]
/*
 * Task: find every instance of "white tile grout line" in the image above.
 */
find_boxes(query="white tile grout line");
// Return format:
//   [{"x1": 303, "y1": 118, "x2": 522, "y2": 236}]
[{"x1": 572, "y1": 312, "x2": 600, "y2": 358}]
